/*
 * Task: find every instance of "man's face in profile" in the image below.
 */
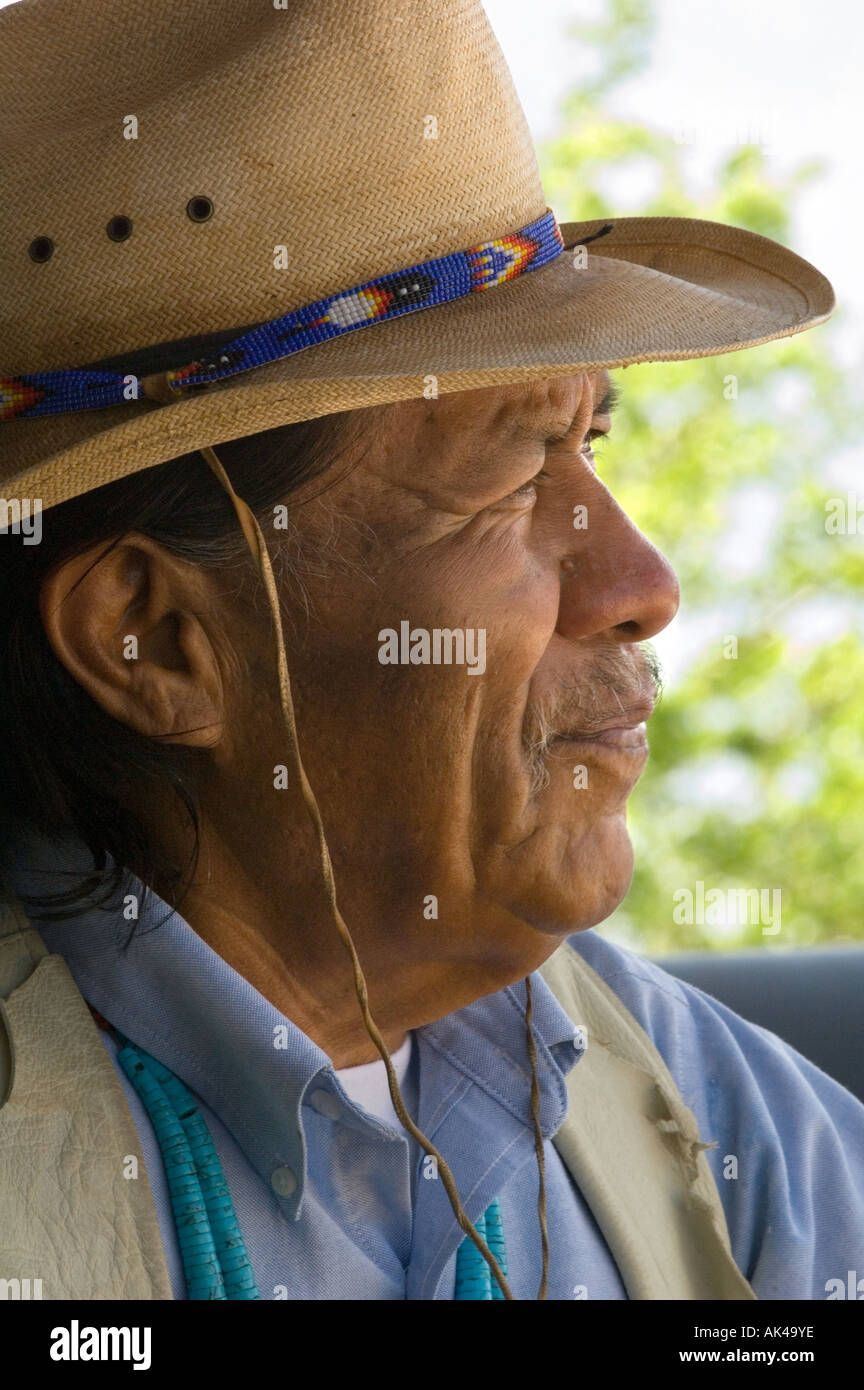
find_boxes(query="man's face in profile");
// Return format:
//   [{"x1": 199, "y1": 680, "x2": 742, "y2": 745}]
[{"x1": 276, "y1": 369, "x2": 679, "y2": 958}]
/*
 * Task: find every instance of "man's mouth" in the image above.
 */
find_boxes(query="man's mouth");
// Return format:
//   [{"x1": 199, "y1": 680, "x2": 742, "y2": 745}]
[
  {"x1": 522, "y1": 652, "x2": 662, "y2": 795},
  {"x1": 548, "y1": 699, "x2": 655, "y2": 752}
]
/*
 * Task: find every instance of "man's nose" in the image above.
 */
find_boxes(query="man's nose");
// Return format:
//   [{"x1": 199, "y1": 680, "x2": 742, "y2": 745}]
[{"x1": 556, "y1": 483, "x2": 680, "y2": 643}]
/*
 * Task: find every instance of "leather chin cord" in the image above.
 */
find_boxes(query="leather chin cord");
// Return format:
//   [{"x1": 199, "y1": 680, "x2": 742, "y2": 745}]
[{"x1": 199, "y1": 444, "x2": 549, "y2": 1300}]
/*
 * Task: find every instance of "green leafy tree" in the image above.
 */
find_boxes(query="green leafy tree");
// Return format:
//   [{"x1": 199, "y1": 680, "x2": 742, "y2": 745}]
[{"x1": 539, "y1": 0, "x2": 864, "y2": 952}]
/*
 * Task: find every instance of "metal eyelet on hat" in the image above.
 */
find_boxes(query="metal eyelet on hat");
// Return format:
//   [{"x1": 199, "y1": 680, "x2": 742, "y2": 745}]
[
  {"x1": 106, "y1": 215, "x2": 133, "y2": 242},
  {"x1": 28, "y1": 236, "x2": 55, "y2": 263},
  {"x1": 186, "y1": 195, "x2": 214, "y2": 223}
]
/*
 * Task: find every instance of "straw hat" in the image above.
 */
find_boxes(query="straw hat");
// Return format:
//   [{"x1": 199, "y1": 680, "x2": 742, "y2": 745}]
[{"x1": 0, "y1": 0, "x2": 834, "y2": 511}]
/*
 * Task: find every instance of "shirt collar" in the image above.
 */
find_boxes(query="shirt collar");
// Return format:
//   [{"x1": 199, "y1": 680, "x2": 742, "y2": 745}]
[{"x1": 6, "y1": 833, "x2": 584, "y2": 1218}]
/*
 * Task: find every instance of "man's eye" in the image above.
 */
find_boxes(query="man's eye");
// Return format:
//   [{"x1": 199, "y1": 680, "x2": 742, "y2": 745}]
[
  {"x1": 509, "y1": 471, "x2": 546, "y2": 499},
  {"x1": 499, "y1": 430, "x2": 608, "y2": 504},
  {"x1": 576, "y1": 429, "x2": 606, "y2": 468},
  {"x1": 549, "y1": 425, "x2": 605, "y2": 456},
  {"x1": 499, "y1": 468, "x2": 550, "y2": 505}
]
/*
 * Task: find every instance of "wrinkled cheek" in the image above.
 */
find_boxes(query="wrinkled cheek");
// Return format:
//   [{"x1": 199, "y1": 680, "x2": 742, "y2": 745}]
[
  {"x1": 286, "y1": 562, "x2": 559, "y2": 874},
  {"x1": 470, "y1": 711, "x2": 541, "y2": 852},
  {"x1": 478, "y1": 572, "x2": 559, "y2": 684},
  {"x1": 307, "y1": 657, "x2": 490, "y2": 879}
]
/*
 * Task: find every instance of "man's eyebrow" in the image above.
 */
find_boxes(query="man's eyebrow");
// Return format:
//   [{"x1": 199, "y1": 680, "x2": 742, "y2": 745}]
[
  {"x1": 594, "y1": 379, "x2": 621, "y2": 419},
  {"x1": 509, "y1": 379, "x2": 622, "y2": 444}
]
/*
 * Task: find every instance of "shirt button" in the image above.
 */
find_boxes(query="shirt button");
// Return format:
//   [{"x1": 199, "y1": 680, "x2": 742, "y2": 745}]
[
  {"x1": 270, "y1": 1165, "x2": 298, "y2": 1197},
  {"x1": 308, "y1": 1088, "x2": 342, "y2": 1119}
]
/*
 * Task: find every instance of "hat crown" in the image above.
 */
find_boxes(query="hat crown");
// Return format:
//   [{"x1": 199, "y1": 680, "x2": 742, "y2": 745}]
[{"x1": 0, "y1": 0, "x2": 545, "y2": 374}]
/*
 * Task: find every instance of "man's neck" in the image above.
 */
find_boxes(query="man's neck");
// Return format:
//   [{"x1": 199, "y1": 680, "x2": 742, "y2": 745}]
[{"x1": 143, "y1": 802, "x2": 558, "y2": 1067}]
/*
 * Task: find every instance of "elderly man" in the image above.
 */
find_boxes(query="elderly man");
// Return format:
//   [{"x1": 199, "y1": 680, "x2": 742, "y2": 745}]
[{"x1": 1, "y1": 0, "x2": 862, "y2": 1303}]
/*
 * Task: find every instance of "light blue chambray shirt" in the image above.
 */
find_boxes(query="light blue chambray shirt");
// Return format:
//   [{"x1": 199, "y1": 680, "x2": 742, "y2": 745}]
[{"x1": 8, "y1": 841, "x2": 864, "y2": 1301}]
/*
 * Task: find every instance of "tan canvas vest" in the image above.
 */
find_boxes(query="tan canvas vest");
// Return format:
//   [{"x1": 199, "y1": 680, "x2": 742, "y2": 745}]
[{"x1": 0, "y1": 880, "x2": 755, "y2": 1301}]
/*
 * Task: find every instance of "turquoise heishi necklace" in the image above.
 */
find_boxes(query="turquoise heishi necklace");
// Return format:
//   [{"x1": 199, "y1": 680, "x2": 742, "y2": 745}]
[
  {"x1": 96, "y1": 1015, "x2": 508, "y2": 1300},
  {"x1": 115, "y1": 1035, "x2": 260, "y2": 1300}
]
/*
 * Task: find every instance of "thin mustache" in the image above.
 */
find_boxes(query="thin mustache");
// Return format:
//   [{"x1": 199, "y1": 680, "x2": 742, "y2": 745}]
[{"x1": 523, "y1": 645, "x2": 663, "y2": 790}]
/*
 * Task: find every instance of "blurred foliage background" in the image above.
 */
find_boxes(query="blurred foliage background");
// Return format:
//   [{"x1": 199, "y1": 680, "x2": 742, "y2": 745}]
[{"x1": 537, "y1": 0, "x2": 864, "y2": 952}]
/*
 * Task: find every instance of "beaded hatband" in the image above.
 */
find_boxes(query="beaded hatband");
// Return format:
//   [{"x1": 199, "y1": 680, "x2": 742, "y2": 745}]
[{"x1": 0, "y1": 210, "x2": 564, "y2": 421}]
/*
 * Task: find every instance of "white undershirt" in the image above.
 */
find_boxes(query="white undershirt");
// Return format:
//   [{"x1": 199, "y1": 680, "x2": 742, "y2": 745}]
[{"x1": 334, "y1": 1030, "x2": 414, "y2": 1137}]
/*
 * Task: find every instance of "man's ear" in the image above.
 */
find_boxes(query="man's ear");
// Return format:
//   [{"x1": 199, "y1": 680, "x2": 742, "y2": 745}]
[{"x1": 39, "y1": 534, "x2": 226, "y2": 748}]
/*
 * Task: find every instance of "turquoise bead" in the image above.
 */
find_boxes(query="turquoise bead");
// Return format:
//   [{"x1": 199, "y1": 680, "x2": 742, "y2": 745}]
[
  {"x1": 454, "y1": 1198, "x2": 509, "y2": 1299},
  {"x1": 116, "y1": 1035, "x2": 260, "y2": 1301}
]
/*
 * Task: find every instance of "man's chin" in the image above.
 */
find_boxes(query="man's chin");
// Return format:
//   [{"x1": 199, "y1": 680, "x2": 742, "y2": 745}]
[{"x1": 500, "y1": 818, "x2": 635, "y2": 937}]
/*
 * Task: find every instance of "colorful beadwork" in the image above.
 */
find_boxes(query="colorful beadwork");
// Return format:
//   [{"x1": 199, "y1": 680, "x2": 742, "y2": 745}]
[
  {"x1": 0, "y1": 211, "x2": 564, "y2": 421},
  {"x1": 0, "y1": 377, "x2": 41, "y2": 421}
]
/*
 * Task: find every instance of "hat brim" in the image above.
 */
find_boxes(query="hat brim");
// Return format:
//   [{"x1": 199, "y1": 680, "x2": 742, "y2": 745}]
[{"x1": 2, "y1": 216, "x2": 835, "y2": 510}]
